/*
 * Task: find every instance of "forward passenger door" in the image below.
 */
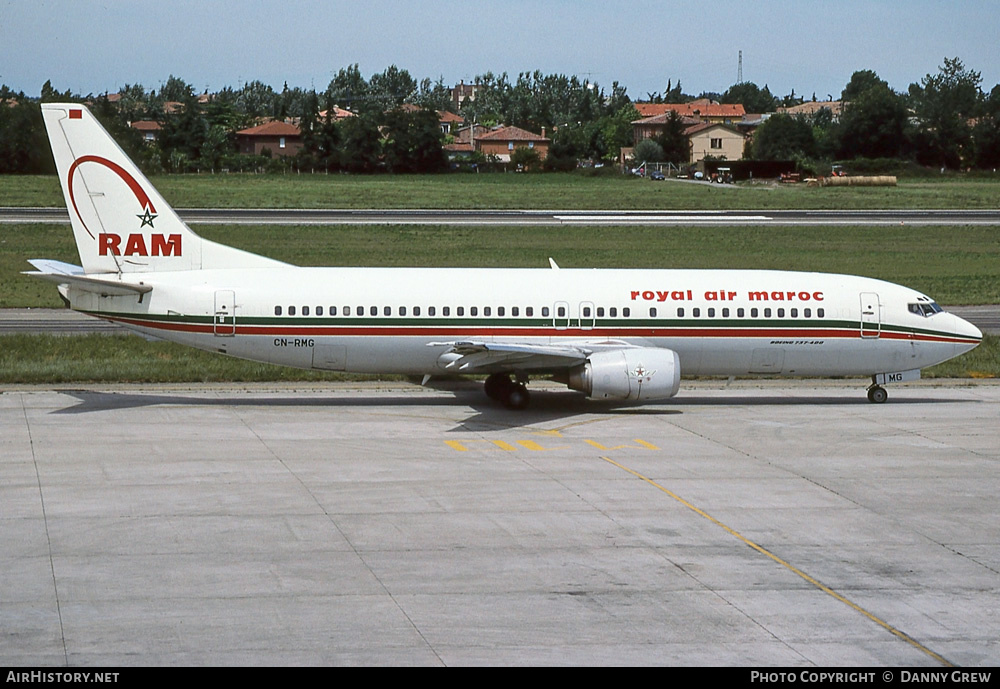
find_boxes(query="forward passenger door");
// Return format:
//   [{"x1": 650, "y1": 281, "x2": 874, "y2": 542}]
[{"x1": 860, "y1": 292, "x2": 881, "y2": 339}]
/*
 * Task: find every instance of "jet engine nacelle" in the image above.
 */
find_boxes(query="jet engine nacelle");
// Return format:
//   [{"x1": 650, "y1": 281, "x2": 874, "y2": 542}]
[{"x1": 567, "y1": 347, "x2": 681, "y2": 401}]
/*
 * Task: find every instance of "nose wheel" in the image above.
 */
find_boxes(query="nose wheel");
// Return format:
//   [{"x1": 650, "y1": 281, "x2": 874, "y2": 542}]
[
  {"x1": 484, "y1": 373, "x2": 531, "y2": 410},
  {"x1": 866, "y1": 384, "x2": 888, "y2": 404}
]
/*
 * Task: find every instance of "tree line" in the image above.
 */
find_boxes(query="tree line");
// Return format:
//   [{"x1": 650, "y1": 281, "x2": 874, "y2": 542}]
[
  {"x1": 636, "y1": 59, "x2": 1000, "y2": 172},
  {"x1": 0, "y1": 66, "x2": 636, "y2": 174},
  {"x1": 743, "y1": 59, "x2": 1000, "y2": 171},
  {"x1": 2, "y1": 58, "x2": 999, "y2": 175}
]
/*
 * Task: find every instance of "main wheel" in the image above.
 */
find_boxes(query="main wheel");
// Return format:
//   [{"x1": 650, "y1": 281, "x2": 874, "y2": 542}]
[
  {"x1": 484, "y1": 373, "x2": 511, "y2": 401},
  {"x1": 867, "y1": 386, "x2": 888, "y2": 404},
  {"x1": 502, "y1": 384, "x2": 531, "y2": 410}
]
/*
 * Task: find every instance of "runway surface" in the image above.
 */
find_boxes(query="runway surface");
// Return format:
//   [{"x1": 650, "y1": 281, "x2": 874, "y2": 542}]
[
  {"x1": 2, "y1": 380, "x2": 998, "y2": 666},
  {"x1": 4, "y1": 207, "x2": 1000, "y2": 225}
]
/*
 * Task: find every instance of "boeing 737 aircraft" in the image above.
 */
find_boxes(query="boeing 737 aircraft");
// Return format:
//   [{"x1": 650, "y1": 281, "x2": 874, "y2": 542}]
[{"x1": 28, "y1": 103, "x2": 982, "y2": 408}]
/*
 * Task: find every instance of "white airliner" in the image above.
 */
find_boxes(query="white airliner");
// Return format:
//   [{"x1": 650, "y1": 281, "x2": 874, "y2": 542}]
[{"x1": 28, "y1": 103, "x2": 982, "y2": 408}]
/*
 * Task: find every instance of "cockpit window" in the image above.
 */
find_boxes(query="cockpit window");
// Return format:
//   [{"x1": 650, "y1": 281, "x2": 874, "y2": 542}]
[{"x1": 908, "y1": 302, "x2": 943, "y2": 317}]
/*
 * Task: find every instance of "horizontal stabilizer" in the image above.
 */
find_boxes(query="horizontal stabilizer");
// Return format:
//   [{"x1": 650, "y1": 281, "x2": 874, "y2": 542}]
[
  {"x1": 24, "y1": 260, "x2": 152, "y2": 297},
  {"x1": 26, "y1": 259, "x2": 85, "y2": 276}
]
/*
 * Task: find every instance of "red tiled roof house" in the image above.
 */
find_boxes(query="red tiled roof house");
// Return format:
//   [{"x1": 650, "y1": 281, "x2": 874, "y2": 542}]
[
  {"x1": 236, "y1": 120, "x2": 303, "y2": 157},
  {"x1": 130, "y1": 120, "x2": 162, "y2": 143},
  {"x1": 634, "y1": 99, "x2": 746, "y2": 124},
  {"x1": 474, "y1": 126, "x2": 550, "y2": 162},
  {"x1": 683, "y1": 122, "x2": 746, "y2": 163}
]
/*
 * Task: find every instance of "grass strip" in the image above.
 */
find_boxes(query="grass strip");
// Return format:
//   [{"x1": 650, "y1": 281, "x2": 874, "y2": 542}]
[
  {"x1": 4, "y1": 172, "x2": 1000, "y2": 210},
  {"x1": 3, "y1": 223, "x2": 1000, "y2": 307}
]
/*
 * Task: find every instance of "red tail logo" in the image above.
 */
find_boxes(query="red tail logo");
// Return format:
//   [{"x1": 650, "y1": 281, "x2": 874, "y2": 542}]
[{"x1": 67, "y1": 155, "x2": 163, "y2": 243}]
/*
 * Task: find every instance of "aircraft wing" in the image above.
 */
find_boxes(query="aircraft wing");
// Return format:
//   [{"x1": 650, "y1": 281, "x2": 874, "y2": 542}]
[{"x1": 428, "y1": 340, "x2": 593, "y2": 373}]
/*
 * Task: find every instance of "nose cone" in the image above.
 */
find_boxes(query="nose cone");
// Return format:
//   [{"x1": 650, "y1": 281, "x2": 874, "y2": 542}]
[{"x1": 948, "y1": 313, "x2": 983, "y2": 352}]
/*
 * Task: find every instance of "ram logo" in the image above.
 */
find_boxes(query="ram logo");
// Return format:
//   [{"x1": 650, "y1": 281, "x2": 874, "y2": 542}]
[{"x1": 98, "y1": 233, "x2": 182, "y2": 256}]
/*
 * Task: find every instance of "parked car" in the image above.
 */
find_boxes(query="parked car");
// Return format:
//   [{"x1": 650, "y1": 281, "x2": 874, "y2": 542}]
[{"x1": 650, "y1": 170, "x2": 665, "y2": 181}]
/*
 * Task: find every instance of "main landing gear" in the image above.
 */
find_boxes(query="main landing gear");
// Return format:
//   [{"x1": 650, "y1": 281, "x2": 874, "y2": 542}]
[
  {"x1": 484, "y1": 372, "x2": 531, "y2": 410},
  {"x1": 866, "y1": 379, "x2": 888, "y2": 404}
]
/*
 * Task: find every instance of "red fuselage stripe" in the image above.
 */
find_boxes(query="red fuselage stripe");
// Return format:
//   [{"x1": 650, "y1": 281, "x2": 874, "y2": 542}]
[{"x1": 99, "y1": 315, "x2": 980, "y2": 345}]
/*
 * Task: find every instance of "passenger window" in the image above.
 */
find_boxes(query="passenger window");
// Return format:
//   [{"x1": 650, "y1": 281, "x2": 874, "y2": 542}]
[
  {"x1": 693, "y1": 308, "x2": 700, "y2": 317},
  {"x1": 722, "y1": 308, "x2": 729, "y2": 317},
  {"x1": 526, "y1": 307, "x2": 533, "y2": 317},
  {"x1": 649, "y1": 307, "x2": 657, "y2": 317},
  {"x1": 557, "y1": 305, "x2": 566, "y2": 317},
  {"x1": 316, "y1": 306, "x2": 323, "y2": 316},
  {"x1": 443, "y1": 306, "x2": 450, "y2": 316},
  {"x1": 542, "y1": 307, "x2": 550, "y2": 317},
  {"x1": 289, "y1": 305, "x2": 296, "y2": 316},
  {"x1": 609, "y1": 307, "x2": 617, "y2": 317},
  {"x1": 737, "y1": 308, "x2": 744, "y2": 317},
  {"x1": 677, "y1": 308, "x2": 684, "y2": 317},
  {"x1": 708, "y1": 308, "x2": 715, "y2": 317},
  {"x1": 583, "y1": 306, "x2": 591, "y2": 317},
  {"x1": 344, "y1": 306, "x2": 351, "y2": 316},
  {"x1": 777, "y1": 308, "x2": 784, "y2": 318},
  {"x1": 751, "y1": 308, "x2": 758, "y2": 317},
  {"x1": 512, "y1": 306, "x2": 519, "y2": 317},
  {"x1": 497, "y1": 307, "x2": 504, "y2": 317},
  {"x1": 457, "y1": 307, "x2": 464, "y2": 316},
  {"x1": 471, "y1": 307, "x2": 478, "y2": 316},
  {"x1": 330, "y1": 306, "x2": 337, "y2": 316},
  {"x1": 790, "y1": 308, "x2": 797, "y2": 318},
  {"x1": 623, "y1": 308, "x2": 630, "y2": 317},
  {"x1": 817, "y1": 308, "x2": 825, "y2": 318},
  {"x1": 303, "y1": 306, "x2": 310, "y2": 316},
  {"x1": 804, "y1": 308, "x2": 811, "y2": 318},
  {"x1": 274, "y1": 306, "x2": 282, "y2": 316},
  {"x1": 370, "y1": 306, "x2": 377, "y2": 316},
  {"x1": 399, "y1": 306, "x2": 406, "y2": 316},
  {"x1": 597, "y1": 307, "x2": 605, "y2": 317},
  {"x1": 356, "y1": 306, "x2": 363, "y2": 315},
  {"x1": 764, "y1": 308, "x2": 772, "y2": 318},
  {"x1": 484, "y1": 307, "x2": 491, "y2": 317},
  {"x1": 384, "y1": 306, "x2": 391, "y2": 316}
]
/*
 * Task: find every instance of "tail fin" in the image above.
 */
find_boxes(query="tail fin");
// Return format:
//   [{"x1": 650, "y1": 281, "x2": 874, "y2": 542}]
[{"x1": 41, "y1": 103, "x2": 287, "y2": 274}]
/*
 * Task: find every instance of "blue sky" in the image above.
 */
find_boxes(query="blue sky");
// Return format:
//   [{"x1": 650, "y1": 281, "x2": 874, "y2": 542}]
[{"x1": 3, "y1": 0, "x2": 999, "y2": 101}]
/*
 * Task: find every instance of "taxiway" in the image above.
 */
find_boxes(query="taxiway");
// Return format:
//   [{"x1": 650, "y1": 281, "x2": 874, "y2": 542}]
[
  {"x1": 2, "y1": 380, "x2": 998, "y2": 666},
  {"x1": 4, "y1": 207, "x2": 1000, "y2": 225}
]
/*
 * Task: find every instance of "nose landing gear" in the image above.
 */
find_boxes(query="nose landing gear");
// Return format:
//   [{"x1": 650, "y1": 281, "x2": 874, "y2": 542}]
[{"x1": 866, "y1": 381, "x2": 888, "y2": 403}]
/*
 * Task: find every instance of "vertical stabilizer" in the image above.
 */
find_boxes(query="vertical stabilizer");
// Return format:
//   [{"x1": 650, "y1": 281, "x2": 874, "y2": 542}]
[{"x1": 41, "y1": 103, "x2": 287, "y2": 274}]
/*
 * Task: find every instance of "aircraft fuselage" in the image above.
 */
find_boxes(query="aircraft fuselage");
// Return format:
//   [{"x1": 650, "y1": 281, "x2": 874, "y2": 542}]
[{"x1": 67, "y1": 266, "x2": 981, "y2": 379}]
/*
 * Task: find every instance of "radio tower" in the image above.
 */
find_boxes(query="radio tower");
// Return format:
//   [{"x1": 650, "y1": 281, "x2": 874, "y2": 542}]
[{"x1": 738, "y1": 50, "x2": 743, "y2": 83}]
